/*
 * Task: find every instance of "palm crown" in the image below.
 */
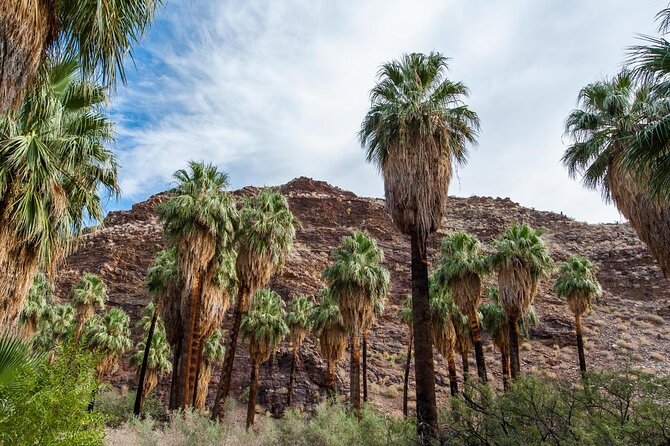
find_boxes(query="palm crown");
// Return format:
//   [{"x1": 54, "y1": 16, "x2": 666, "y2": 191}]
[
  {"x1": 490, "y1": 224, "x2": 554, "y2": 280},
  {"x1": 130, "y1": 325, "x2": 171, "y2": 374},
  {"x1": 20, "y1": 272, "x2": 55, "y2": 328},
  {"x1": 310, "y1": 288, "x2": 345, "y2": 334},
  {"x1": 70, "y1": 273, "x2": 107, "y2": 310},
  {"x1": 554, "y1": 255, "x2": 602, "y2": 316},
  {"x1": 287, "y1": 295, "x2": 313, "y2": 343},
  {"x1": 85, "y1": 308, "x2": 133, "y2": 358},
  {"x1": 241, "y1": 289, "x2": 289, "y2": 364}
]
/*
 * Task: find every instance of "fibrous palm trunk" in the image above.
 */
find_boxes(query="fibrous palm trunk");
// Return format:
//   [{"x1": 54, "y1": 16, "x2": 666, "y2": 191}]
[
  {"x1": 180, "y1": 277, "x2": 201, "y2": 408},
  {"x1": 246, "y1": 360, "x2": 260, "y2": 429},
  {"x1": 212, "y1": 286, "x2": 249, "y2": 419},
  {"x1": 508, "y1": 316, "x2": 520, "y2": 379},
  {"x1": 460, "y1": 349, "x2": 469, "y2": 382},
  {"x1": 575, "y1": 313, "x2": 587, "y2": 375},
  {"x1": 403, "y1": 331, "x2": 413, "y2": 418},
  {"x1": 194, "y1": 364, "x2": 212, "y2": 410},
  {"x1": 134, "y1": 308, "x2": 158, "y2": 416},
  {"x1": 410, "y1": 231, "x2": 438, "y2": 439},
  {"x1": 362, "y1": 334, "x2": 368, "y2": 402},
  {"x1": 287, "y1": 345, "x2": 299, "y2": 407},
  {"x1": 469, "y1": 312, "x2": 487, "y2": 383},
  {"x1": 501, "y1": 348, "x2": 510, "y2": 391},
  {"x1": 169, "y1": 339, "x2": 181, "y2": 410},
  {"x1": 350, "y1": 334, "x2": 362, "y2": 413},
  {"x1": 446, "y1": 345, "x2": 458, "y2": 396}
]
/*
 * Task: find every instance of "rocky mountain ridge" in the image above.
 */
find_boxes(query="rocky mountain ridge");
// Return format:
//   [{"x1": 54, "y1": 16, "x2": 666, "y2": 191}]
[{"x1": 56, "y1": 177, "x2": 670, "y2": 416}]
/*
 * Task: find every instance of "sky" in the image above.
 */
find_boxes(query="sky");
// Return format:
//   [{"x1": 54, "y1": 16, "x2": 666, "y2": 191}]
[{"x1": 110, "y1": 0, "x2": 665, "y2": 223}]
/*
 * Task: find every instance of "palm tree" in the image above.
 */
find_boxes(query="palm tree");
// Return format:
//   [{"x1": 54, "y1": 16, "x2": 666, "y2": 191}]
[
  {"x1": 451, "y1": 309, "x2": 473, "y2": 382},
  {"x1": 362, "y1": 290, "x2": 385, "y2": 403},
  {"x1": 480, "y1": 286, "x2": 539, "y2": 390},
  {"x1": 311, "y1": 288, "x2": 347, "y2": 396},
  {"x1": 49, "y1": 303, "x2": 75, "y2": 342},
  {"x1": 158, "y1": 161, "x2": 238, "y2": 409},
  {"x1": 563, "y1": 71, "x2": 670, "y2": 277},
  {"x1": 194, "y1": 329, "x2": 226, "y2": 410},
  {"x1": 240, "y1": 289, "x2": 288, "y2": 429},
  {"x1": 85, "y1": 308, "x2": 132, "y2": 379},
  {"x1": 0, "y1": 57, "x2": 119, "y2": 328},
  {"x1": 212, "y1": 189, "x2": 297, "y2": 419},
  {"x1": 359, "y1": 51, "x2": 479, "y2": 439},
  {"x1": 286, "y1": 295, "x2": 313, "y2": 407},
  {"x1": 399, "y1": 295, "x2": 413, "y2": 418},
  {"x1": 434, "y1": 231, "x2": 489, "y2": 383},
  {"x1": 69, "y1": 273, "x2": 107, "y2": 344},
  {"x1": 490, "y1": 224, "x2": 552, "y2": 379},
  {"x1": 429, "y1": 281, "x2": 458, "y2": 396},
  {"x1": 0, "y1": 333, "x2": 36, "y2": 388},
  {"x1": 19, "y1": 272, "x2": 54, "y2": 337},
  {"x1": 322, "y1": 230, "x2": 390, "y2": 413},
  {"x1": 554, "y1": 255, "x2": 602, "y2": 375},
  {"x1": 1, "y1": 0, "x2": 159, "y2": 113},
  {"x1": 130, "y1": 305, "x2": 171, "y2": 414}
]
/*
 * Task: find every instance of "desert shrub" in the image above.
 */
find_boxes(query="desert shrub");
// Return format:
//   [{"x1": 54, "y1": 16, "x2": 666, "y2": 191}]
[
  {"x1": 0, "y1": 344, "x2": 105, "y2": 446},
  {"x1": 96, "y1": 387, "x2": 166, "y2": 427},
  {"x1": 442, "y1": 371, "x2": 670, "y2": 445}
]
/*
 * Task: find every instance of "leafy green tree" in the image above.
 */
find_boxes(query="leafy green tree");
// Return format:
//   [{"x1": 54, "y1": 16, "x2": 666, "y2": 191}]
[
  {"x1": 434, "y1": 231, "x2": 490, "y2": 383},
  {"x1": 158, "y1": 161, "x2": 238, "y2": 408},
  {"x1": 240, "y1": 289, "x2": 288, "y2": 428},
  {"x1": 323, "y1": 230, "x2": 390, "y2": 413},
  {"x1": 19, "y1": 272, "x2": 54, "y2": 337},
  {"x1": 212, "y1": 189, "x2": 297, "y2": 418},
  {"x1": 563, "y1": 70, "x2": 670, "y2": 277},
  {"x1": 70, "y1": 273, "x2": 107, "y2": 344},
  {"x1": 286, "y1": 294, "x2": 314, "y2": 407},
  {"x1": 85, "y1": 308, "x2": 132, "y2": 379},
  {"x1": 311, "y1": 288, "x2": 347, "y2": 395},
  {"x1": 0, "y1": 57, "x2": 118, "y2": 328},
  {"x1": 480, "y1": 287, "x2": 540, "y2": 390},
  {"x1": 554, "y1": 255, "x2": 602, "y2": 375},
  {"x1": 399, "y1": 295, "x2": 413, "y2": 418},
  {"x1": 359, "y1": 51, "x2": 479, "y2": 440},
  {"x1": 2, "y1": 0, "x2": 159, "y2": 113},
  {"x1": 490, "y1": 224, "x2": 552, "y2": 379}
]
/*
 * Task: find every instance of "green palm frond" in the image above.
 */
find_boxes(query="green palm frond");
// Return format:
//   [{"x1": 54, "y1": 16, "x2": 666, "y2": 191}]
[
  {"x1": 554, "y1": 255, "x2": 602, "y2": 298},
  {"x1": 85, "y1": 308, "x2": 132, "y2": 357},
  {"x1": 146, "y1": 247, "x2": 179, "y2": 296},
  {"x1": 434, "y1": 231, "x2": 489, "y2": 282},
  {"x1": 310, "y1": 288, "x2": 344, "y2": 334},
  {"x1": 287, "y1": 295, "x2": 313, "y2": 333},
  {"x1": 241, "y1": 289, "x2": 288, "y2": 362},
  {"x1": 69, "y1": 272, "x2": 107, "y2": 309},
  {"x1": 479, "y1": 286, "x2": 539, "y2": 340},
  {"x1": 0, "y1": 333, "x2": 35, "y2": 387},
  {"x1": 20, "y1": 272, "x2": 55, "y2": 326},
  {"x1": 398, "y1": 295, "x2": 413, "y2": 327},
  {"x1": 129, "y1": 325, "x2": 171, "y2": 373},
  {"x1": 49, "y1": 303, "x2": 76, "y2": 339},
  {"x1": 489, "y1": 224, "x2": 554, "y2": 279},
  {"x1": 203, "y1": 329, "x2": 226, "y2": 364}
]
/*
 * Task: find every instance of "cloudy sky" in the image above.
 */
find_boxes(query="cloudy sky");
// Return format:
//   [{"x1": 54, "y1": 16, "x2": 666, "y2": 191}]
[{"x1": 111, "y1": 0, "x2": 664, "y2": 223}]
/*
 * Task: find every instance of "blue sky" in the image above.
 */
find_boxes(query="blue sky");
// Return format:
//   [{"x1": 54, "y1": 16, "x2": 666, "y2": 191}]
[{"x1": 109, "y1": 0, "x2": 664, "y2": 223}]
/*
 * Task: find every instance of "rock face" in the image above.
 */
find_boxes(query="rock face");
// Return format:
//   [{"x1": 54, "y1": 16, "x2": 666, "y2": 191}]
[{"x1": 57, "y1": 177, "x2": 670, "y2": 416}]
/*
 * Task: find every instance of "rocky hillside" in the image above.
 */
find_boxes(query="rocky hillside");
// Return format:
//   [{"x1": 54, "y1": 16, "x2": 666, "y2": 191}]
[{"x1": 56, "y1": 177, "x2": 670, "y2": 416}]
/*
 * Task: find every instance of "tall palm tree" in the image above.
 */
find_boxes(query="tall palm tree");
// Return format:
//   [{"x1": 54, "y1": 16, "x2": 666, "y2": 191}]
[
  {"x1": 286, "y1": 294, "x2": 313, "y2": 407},
  {"x1": 480, "y1": 286, "x2": 539, "y2": 390},
  {"x1": 212, "y1": 189, "x2": 297, "y2": 419},
  {"x1": 434, "y1": 231, "x2": 489, "y2": 383},
  {"x1": 311, "y1": 288, "x2": 347, "y2": 396},
  {"x1": 359, "y1": 51, "x2": 479, "y2": 439},
  {"x1": 0, "y1": 57, "x2": 119, "y2": 327},
  {"x1": 322, "y1": 230, "x2": 390, "y2": 413},
  {"x1": 240, "y1": 288, "x2": 288, "y2": 429},
  {"x1": 146, "y1": 247, "x2": 183, "y2": 410},
  {"x1": 399, "y1": 295, "x2": 413, "y2": 418},
  {"x1": 19, "y1": 272, "x2": 54, "y2": 337},
  {"x1": 554, "y1": 255, "x2": 602, "y2": 375},
  {"x1": 69, "y1": 273, "x2": 107, "y2": 344},
  {"x1": 194, "y1": 329, "x2": 226, "y2": 410},
  {"x1": 563, "y1": 71, "x2": 670, "y2": 276},
  {"x1": 85, "y1": 307, "x2": 132, "y2": 379},
  {"x1": 490, "y1": 224, "x2": 553, "y2": 379},
  {"x1": 1, "y1": 0, "x2": 159, "y2": 113},
  {"x1": 130, "y1": 304, "x2": 171, "y2": 414},
  {"x1": 429, "y1": 280, "x2": 458, "y2": 396},
  {"x1": 158, "y1": 161, "x2": 238, "y2": 409}
]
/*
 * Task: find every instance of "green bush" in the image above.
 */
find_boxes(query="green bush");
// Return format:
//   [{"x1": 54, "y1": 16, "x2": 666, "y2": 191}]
[
  {"x1": 0, "y1": 344, "x2": 105, "y2": 446},
  {"x1": 442, "y1": 371, "x2": 670, "y2": 445},
  {"x1": 95, "y1": 387, "x2": 166, "y2": 427}
]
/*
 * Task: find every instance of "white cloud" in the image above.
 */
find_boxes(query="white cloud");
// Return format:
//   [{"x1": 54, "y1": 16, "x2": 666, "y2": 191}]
[{"x1": 113, "y1": 0, "x2": 661, "y2": 223}]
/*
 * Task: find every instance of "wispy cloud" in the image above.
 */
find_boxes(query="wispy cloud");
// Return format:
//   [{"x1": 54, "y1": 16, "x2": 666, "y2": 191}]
[{"x1": 112, "y1": 0, "x2": 661, "y2": 223}]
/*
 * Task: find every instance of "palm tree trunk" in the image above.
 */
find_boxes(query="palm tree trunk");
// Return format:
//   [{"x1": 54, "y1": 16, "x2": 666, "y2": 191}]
[
  {"x1": 191, "y1": 335, "x2": 205, "y2": 407},
  {"x1": 194, "y1": 365, "x2": 212, "y2": 410},
  {"x1": 134, "y1": 308, "x2": 158, "y2": 416},
  {"x1": 246, "y1": 360, "x2": 260, "y2": 429},
  {"x1": 508, "y1": 316, "x2": 521, "y2": 379},
  {"x1": 403, "y1": 331, "x2": 413, "y2": 418},
  {"x1": 211, "y1": 286, "x2": 249, "y2": 419},
  {"x1": 180, "y1": 277, "x2": 200, "y2": 408},
  {"x1": 326, "y1": 359, "x2": 336, "y2": 397},
  {"x1": 362, "y1": 334, "x2": 368, "y2": 402},
  {"x1": 350, "y1": 334, "x2": 362, "y2": 414},
  {"x1": 460, "y1": 349, "x2": 469, "y2": 383},
  {"x1": 501, "y1": 349, "x2": 510, "y2": 391},
  {"x1": 287, "y1": 346, "x2": 298, "y2": 407},
  {"x1": 410, "y1": 231, "x2": 439, "y2": 440},
  {"x1": 469, "y1": 311, "x2": 488, "y2": 383},
  {"x1": 169, "y1": 338, "x2": 181, "y2": 410},
  {"x1": 447, "y1": 345, "x2": 459, "y2": 396},
  {"x1": 575, "y1": 313, "x2": 587, "y2": 375}
]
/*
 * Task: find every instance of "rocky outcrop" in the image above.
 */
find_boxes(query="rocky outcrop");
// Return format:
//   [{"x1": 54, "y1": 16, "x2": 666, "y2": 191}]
[{"x1": 56, "y1": 177, "x2": 670, "y2": 416}]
